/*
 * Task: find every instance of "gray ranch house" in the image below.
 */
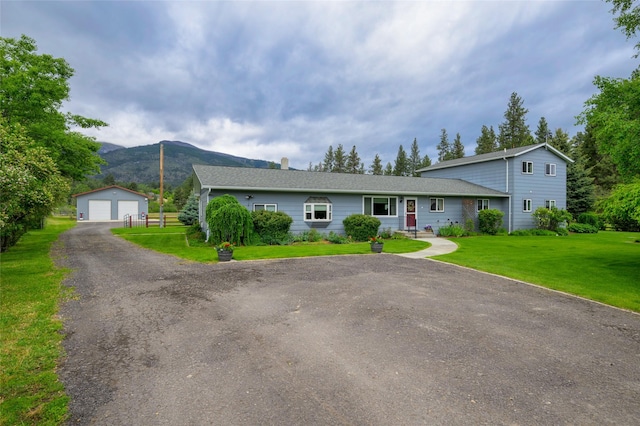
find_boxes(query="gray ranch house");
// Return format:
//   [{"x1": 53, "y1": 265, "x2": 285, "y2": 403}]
[
  {"x1": 193, "y1": 167, "x2": 510, "y2": 237},
  {"x1": 417, "y1": 143, "x2": 573, "y2": 231},
  {"x1": 193, "y1": 142, "x2": 571, "y2": 236},
  {"x1": 73, "y1": 185, "x2": 149, "y2": 221}
]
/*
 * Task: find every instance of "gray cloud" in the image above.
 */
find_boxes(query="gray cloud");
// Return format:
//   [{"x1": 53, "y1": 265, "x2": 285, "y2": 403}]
[{"x1": 2, "y1": 1, "x2": 637, "y2": 169}]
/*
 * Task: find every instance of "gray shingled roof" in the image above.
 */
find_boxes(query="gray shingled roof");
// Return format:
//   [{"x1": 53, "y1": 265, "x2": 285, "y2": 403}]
[
  {"x1": 193, "y1": 165, "x2": 508, "y2": 197},
  {"x1": 416, "y1": 143, "x2": 573, "y2": 173}
]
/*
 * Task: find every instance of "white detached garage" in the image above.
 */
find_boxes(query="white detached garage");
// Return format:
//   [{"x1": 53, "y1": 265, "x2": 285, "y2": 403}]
[{"x1": 73, "y1": 186, "x2": 148, "y2": 221}]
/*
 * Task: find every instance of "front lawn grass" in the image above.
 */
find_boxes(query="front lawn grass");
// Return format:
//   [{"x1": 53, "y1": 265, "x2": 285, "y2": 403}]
[
  {"x1": 434, "y1": 231, "x2": 640, "y2": 312},
  {"x1": 112, "y1": 227, "x2": 430, "y2": 262},
  {"x1": 1, "y1": 217, "x2": 76, "y2": 425}
]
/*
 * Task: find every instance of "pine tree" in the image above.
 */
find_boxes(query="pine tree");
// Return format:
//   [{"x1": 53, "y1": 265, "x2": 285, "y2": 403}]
[
  {"x1": 393, "y1": 145, "x2": 409, "y2": 176},
  {"x1": 420, "y1": 154, "x2": 432, "y2": 169},
  {"x1": 370, "y1": 154, "x2": 383, "y2": 175},
  {"x1": 497, "y1": 92, "x2": 533, "y2": 149},
  {"x1": 451, "y1": 133, "x2": 465, "y2": 159},
  {"x1": 409, "y1": 138, "x2": 422, "y2": 176},
  {"x1": 566, "y1": 155, "x2": 596, "y2": 216},
  {"x1": 535, "y1": 117, "x2": 551, "y2": 144},
  {"x1": 323, "y1": 146, "x2": 334, "y2": 172},
  {"x1": 437, "y1": 128, "x2": 452, "y2": 162},
  {"x1": 346, "y1": 145, "x2": 362, "y2": 174},
  {"x1": 576, "y1": 127, "x2": 620, "y2": 197},
  {"x1": 333, "y1": 144, "x2": 346, "y2": 173},
  {"x1": 384, "y1": 162, "x2": 393, "y2": 176},
  {"x1": 475, "y1": 125, "x2": 497, "y2": 154},
  {"x1": 550, "y1": 128, "x2": 571, "y2": 154}
]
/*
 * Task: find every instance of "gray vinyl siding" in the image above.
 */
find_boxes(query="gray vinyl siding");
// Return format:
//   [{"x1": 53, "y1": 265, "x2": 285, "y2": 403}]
[
  {"x1": 199, "y1": 191, "x2": 509, "y2": 236},
  {"x1": 420, "y1": 159, "x2": 508, "y2": 193}
]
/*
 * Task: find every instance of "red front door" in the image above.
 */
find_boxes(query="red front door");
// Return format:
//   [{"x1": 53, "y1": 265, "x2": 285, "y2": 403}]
[{"x1": 406, "y1": 198, "x2": 417, "y2": 228}]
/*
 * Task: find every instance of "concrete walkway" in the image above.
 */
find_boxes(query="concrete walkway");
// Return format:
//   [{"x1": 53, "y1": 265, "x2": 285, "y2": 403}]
[{"x1": 397, "y1": 237, "x2": 458, "y2": 258}]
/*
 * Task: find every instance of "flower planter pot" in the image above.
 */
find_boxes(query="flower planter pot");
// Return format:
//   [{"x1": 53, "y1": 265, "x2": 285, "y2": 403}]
[
  {"x1": 217, "y1": 250, "x2": 233, "y2": 262},
  {"x1": 370, "y1": 243, "x2": 383, "y2": 253}
]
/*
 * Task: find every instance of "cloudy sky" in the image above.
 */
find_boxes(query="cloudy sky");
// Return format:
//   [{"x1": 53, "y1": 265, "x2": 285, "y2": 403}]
[{"x1": 3, "y1": 1, "x2": 637, "y2": 169}]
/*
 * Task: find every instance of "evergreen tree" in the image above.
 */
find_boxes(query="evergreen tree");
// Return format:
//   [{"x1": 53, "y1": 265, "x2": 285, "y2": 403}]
[
  {"x1": 393, "y1": 145, "x2": 409, "y2": 176},
  {"x1": 346, "y1": 145, "x2": 362, "y2": 174},
  {"x1": 409, "y1": 138, "x2": 422, "y2": 176},
  {"x1": 451, "y1": 133, "x2": 465, "y2": 159},
  {"x1": 437, "y1": 128, "x2": 452, "y2": 162},
  {"x1": 384, "y1": 162, "x2": 393, "y2": 176},
  {"x1": 323, "y1": 145, "x2": 334, "y2": 172},
  {"x1": 475, "y1": 125, "x2": 497, "y2": 154},
  {"x1": 370, "y1": 154, "x2": 383, "y2": 175},
  {"x1": 566, "y1": 156, "x2": 596, "y2": 216},
  {"x1": 535, "y1": 117, "x2": 552, "y2": 144},
  {"x1": 550, "y1": 128, "x2": 571, "y2": 155},
  {"x1": 420, "y1": 154, "x2": 432, "y2": 169},
  {"x1": 576, "y1": 127, "x2": 620, "y2": 197},
  {"x1": 497, "y1": 92, "x2": 533, "y2": 149},
  {"x1": 333, "y1": 144, "x2": 346, "y2": 173}
]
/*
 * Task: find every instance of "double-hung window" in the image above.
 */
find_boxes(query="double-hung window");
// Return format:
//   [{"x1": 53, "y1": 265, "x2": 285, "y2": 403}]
[
  {"x1": 545, "y1": 163, "x2": 556, "y2": 176},
  {"x1": 522, "y1": 161, "x2": 533, "y2": 174},
  {"x1": 477, "y1": 199, "x2": 490, "y2": 211},
  {"x1": 545, "y1": 200, "x2": 556, "y2": 209},
  {"x1": 430, "y1": 198, "x2": 444, "y2": 212},
  {"x1": 363, "y1": 196, "x2": 397, "y2": 217},
  {"x1": 523, "y1": 199, "x2": 532, "y2": 212},
  {"x1": 253, "y1": 203, "x2": 277, "y2": 212}
]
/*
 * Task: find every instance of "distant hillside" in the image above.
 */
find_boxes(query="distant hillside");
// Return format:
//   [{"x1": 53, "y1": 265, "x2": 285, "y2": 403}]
[
  {"x1": 98, "y1": 142, "x2": 126, "y2": 154},
  {"x1": 95, "y1": 140, "x2": 278, "y2": 186}
]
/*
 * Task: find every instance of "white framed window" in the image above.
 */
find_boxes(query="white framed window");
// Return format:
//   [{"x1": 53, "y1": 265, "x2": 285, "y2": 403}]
[
  {"x1": 523, "y1": 199, "x2": 532, "y2": 212},
  {"x1": 477, "y1": 199, "x2": 490, "y2": 211},
  {"x1": 253, "y1": 203, "x2": 277, "y2": 212},
  {"x1": 545, "y1": 200, "x2": 556, "y2": 209},
  {"x1": 545, "y1": 163, "x2": 556, "y2": 176},
  {"x1": 430, "y1": 198, "x2": 444, "y2": 212},
  {"x1": 522, "y1": 161, "x2": 533, "y2": 174},
  {"x1": 304, "y1": 197, "x2": 332, "y2": 222},
  {"x1": 363, "y1": 196, "x2": 397, "y2": 217}
]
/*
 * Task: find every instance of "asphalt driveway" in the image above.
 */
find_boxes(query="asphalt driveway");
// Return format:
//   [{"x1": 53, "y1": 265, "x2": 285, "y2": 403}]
[{"x1": 57, "y1": 223, "x2": 640, "y2": 425}]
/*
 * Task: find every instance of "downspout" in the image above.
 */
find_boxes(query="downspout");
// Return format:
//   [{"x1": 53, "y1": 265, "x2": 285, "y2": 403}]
[{"x1": 503, "y1": 149, "x2": 512, "y2": 233}]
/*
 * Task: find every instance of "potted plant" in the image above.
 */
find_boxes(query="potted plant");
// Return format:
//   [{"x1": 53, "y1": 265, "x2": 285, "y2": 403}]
[
  {"x1": 369, "y1": 236, "x2": 384, "y2": 253},
  {"x1": 216, "y1": 242, "x2": 234, "y2": 261}
]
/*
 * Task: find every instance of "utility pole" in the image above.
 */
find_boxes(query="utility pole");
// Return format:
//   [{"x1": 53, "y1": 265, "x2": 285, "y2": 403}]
[{"x1": 159, "y1": 143, "x2": 164, "y2": 228}]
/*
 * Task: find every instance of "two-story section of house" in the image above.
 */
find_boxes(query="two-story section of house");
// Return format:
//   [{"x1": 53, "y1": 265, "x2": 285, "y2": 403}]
[{"x1": 417, "y1": 143, "x2": 573, "y2": 231}]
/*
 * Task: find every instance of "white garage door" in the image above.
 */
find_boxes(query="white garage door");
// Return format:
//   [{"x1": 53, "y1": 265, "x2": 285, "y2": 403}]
[
  {"x1": 88, "y1": 200, "x2": 112, "y2": 221},
  {"x1": 118, "y1": 200, "x2": 139, "y2": 220}
]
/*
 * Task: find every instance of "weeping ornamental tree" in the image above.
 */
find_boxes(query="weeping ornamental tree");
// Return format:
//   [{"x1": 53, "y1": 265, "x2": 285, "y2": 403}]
[{"x1": 205, "y1": 195, "x2": 253, "y2": 245}]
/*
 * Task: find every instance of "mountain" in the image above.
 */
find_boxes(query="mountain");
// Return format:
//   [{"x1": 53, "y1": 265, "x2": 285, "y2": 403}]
[
  {"x1": 98, "y1": 142, "x2": 126, "y2": 154},
  {"x1": 95, "y1": 140, "x2": 279, "y2": 186}
]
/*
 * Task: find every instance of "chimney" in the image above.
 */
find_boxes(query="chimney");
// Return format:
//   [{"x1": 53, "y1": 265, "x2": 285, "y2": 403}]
[{"x1": 281, "y1": 157, "x2": 289, "y2": 170}]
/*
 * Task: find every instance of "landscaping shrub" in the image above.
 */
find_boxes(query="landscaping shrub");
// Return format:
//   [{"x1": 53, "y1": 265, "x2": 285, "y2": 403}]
[
  {"x1": 568, "y1": 223, "x2": 599, "y2": 233},
  {"x1": 380, "y1": 227, "x2": 393, "y2": 239},
  {"x1": 177, "y1": 194, "x2": 199, "y2": 225},
  {"x1": 577, "y1": 212, "x2": 603, "y2": 229},
  {"x1": 438, "y1": 223, "x2": 465, "y2": 237},
  {"x1": 251, "y1": 210, "x2": 293, "y2": 245},
  {"x1": 478, "y1": 209, "x2": 504, "y2": 235},
  {"x1": 326, "y1": 231, "x2": 351, "y2": 244},
  {"x1": 291, "y1": 229, "x2": 323, "y2": 243},
  {"x1": 343, "y1": 214, "x2": 381, "y2": 241},
  {"x1": 532, "y1": 207, "x2": 572, "y2": 231},
  {"x1": 206, "y1": 195, "x2": 253, "y2": 245}
]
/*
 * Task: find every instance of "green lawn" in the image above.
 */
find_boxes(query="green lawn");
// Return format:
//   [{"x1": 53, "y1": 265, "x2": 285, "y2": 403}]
[
  {"x1": 1, "y1": 217, "x2": 75, "y2": 425},
  {"x1": 434, "y1": 232, "x2": 640, "y2": 312},
  {"x1": 112, "y1": 227, "x2": 431, "y2": 262}
]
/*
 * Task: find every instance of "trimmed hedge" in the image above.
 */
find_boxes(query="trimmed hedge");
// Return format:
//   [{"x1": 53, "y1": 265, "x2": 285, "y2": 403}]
[
  {"x1": 343, "y1": 214, "x2": 381, "y2": 241},
  {"x1": 251, "y1": 210, "x2": 293, "y2": 245},
  {"x1": 478, "y1": 209, "x2": 504, "y2": 235},
  {"x1": 568, "y1": 223, "x2": 598, "y2": 233}
]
